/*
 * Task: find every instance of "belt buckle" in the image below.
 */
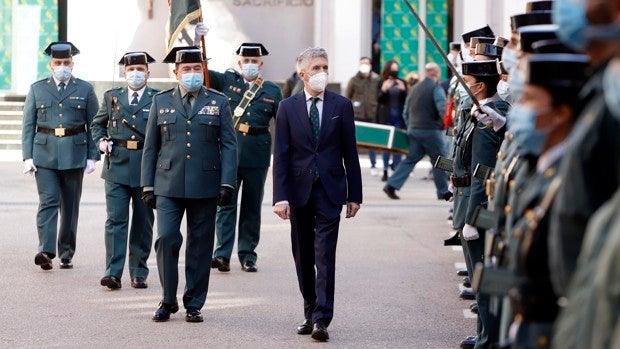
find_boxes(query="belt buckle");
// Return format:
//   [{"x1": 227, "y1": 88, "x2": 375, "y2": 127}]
[
  {"x1": 126, "y1": 140, "x2": 138, "y2": 150},
  {"x1": 233, "y1": 106, "x2": 244, "y2": 117},
  {"x1": 55, "y1": 127, "x2": 66, "y2": 137},
  {"x1": 238, "y1": 123, "x2": 250, "y2": 133}
]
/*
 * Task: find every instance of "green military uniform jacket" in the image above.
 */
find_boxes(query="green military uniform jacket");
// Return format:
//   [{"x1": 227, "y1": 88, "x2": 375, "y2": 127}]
[
  {"x1": 91, "y1": 86, "x2": 159, "y2": 187},
  {"x1": 22, "y1": 76, "x2": 100, "y2": 168},
  {"x1": 141, "y1": 86, "x2": 237, "y2": 198},
  {"x1": 208, "y1": 69, "x2": 282, "y2": 168}
]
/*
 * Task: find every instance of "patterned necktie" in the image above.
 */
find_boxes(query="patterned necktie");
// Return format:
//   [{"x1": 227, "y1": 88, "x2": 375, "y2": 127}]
[
  {"x1": 184, "y1": 93, "x2": 193, "y2": 114},
  {"x1": 58, "y1": 81, "x2": 65, "y2": 95},
  {"x1": 131, "y1": 91, "x2": 139, "y2": 105},
  {"x1": 309, "y1": 97, "x2": 320, "y2": 145}
]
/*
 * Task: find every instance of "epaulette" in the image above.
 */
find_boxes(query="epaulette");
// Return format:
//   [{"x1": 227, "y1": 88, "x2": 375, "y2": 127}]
[
  {"x1": 207, "y1": 88, "x2": 226, "y2": 97},
  {"x1": 105, "y1": 86, "x2": 123, "y2": 94},
  {"x1": 156, "y1": 88, "x2": 175, "y2": 95},
  {"x1": 225, "y1": 68, "x2": 239, "y2": 75}
]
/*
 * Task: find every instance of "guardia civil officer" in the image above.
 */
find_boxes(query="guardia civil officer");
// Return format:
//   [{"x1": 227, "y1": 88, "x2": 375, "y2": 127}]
[
  {"x1": 91, "y1": 52, "x2": 159, "y2": 290},
  {"x1": 22, "y1": 42, "x2": 99, "y2": 271},
  {"x1": 141, "y1": 47, "x2": 237, "y2": 322},
  {"x1": 194, "y1": 23, "x2": 283, "y2": 273}
]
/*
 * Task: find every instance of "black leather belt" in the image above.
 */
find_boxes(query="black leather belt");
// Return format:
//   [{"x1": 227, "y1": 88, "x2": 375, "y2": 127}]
[
  {"x1": 111, "y1": 138, "x2": 143, "y2": 150},
  {"x1": 235, "y1": 124, "x2": 269, "y2": 135},
  {"x1": 37, "y1": 125, "x2": 86, "y2": 137},
  {"x1": 450, "y1": 174, "x2": 471, "y2": 187}
]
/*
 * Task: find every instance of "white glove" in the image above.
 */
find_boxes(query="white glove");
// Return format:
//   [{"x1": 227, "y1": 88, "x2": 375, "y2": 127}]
[
  {"x1": 99, "y1": 139, "x2": 112, "y2": 153},
  {"x1": 194, "y1": 22, "x2": 209, "y2": 46},
  {"x1": 473, "y1": 105, "x2": 507, "y2": 131},
  {"x1": 85, "y1": 159, "x2": 96, "y2": 174},
  {"x1": 462, "y1": 224, "x2": 480, "y2": 241},
  {"x1": 23, "y1": 158, "x2": 37, "y2": 175},
  {"x1": 448, "y1": 183, "x2": 455, "y2": 194}
]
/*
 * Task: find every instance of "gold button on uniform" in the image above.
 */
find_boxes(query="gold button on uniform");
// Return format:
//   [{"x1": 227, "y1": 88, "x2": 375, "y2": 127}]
[
  {"x1": 132, "y1": 115, "x2": 136, "y2": 119},
  {"x1": 186, "y1": 143, "x2": 191, "y2": 148},
  {"x1": 131, "y1": 135, "x2": 136, "y2": 140},
  {"x1": 187, "y1": 120, "x2": 192, "y2": 124},
  {"x1": 186, "y1": 131, "x2": 191, "y2": 136},
  {"x1": 186, "y1": 154, "x2": 191, "y2": 159}
]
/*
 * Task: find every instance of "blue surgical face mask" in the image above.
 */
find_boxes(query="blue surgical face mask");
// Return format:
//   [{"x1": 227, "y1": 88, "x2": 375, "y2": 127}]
[
  {"x1": 181, "y1": 73, "x2": 204, "y2": 92},
  {"x1": 508, "y1": 66, "x2": 525, "y2": 102},
  {"x1": 501, "y1": 47, "x2": 519, "y2": 72},
  {"x1": 553, "y1": 0, "x2": 588, "y2": 52},
  {"x1": 241, "y1": 63, "x2": 260, "y2": 80},
  {"x1": 126, "y1": 70, "x2": 146, "y2": 90},
  {"x1": 603, "y1": 58, "x2": 620, "y2": 121},
  {"x1": 497, "y1": 80, "x2": 513, "y2": 103},
  {"x1": 53, "y1": 66, "x2": 72, "y2": 82},
  {"x1": 508, "y1": 104, "x2": 550, "y2": 156}
]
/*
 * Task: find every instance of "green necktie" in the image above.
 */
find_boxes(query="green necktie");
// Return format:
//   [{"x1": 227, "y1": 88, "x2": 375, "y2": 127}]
[
  {"x1": 309, "y1": 97, "x2": 320, "y2": 145},
  {"x1": 184, "y1": 93, "x2": 193, "y2": 114},
  {"x1": 58, "y1": 81, "x2": 65, "y2": 96}
]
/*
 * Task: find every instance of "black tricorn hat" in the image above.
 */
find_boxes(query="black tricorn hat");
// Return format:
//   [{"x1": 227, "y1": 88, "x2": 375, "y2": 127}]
[
  {"x1": 519, "y1": 24, "x2": 558, "y2": 53},
  {"x1": 235, "y1": 43, "x2": 269, "y2": 56},
  {"x1": 510, "y1": 11, "x2": 552, "y2": 32},
  {"x1": 524, "y1": 53, "x2": 589, "y2": 90},
  {"x1": 44, "y1": 41, "x2": 80, "y2": 58},
  {"x1": 449, "y1": 42, "x2": 461, "y2": 51},
  {"x1": 475, "y1": 43, "x2": 504, "y2": 59},
  {"x1": 493, "y1": 37, "x2": 509, "y2": 47},
  {"x1": 462, "y1": 25, "x2": 495, "y2": 44},
  {"x1": 470, "y1": 36, "x2": 496, "y2": 48},
  {"x1": 526, "y1": 0, "x2": 553, "y2": 12},
  {"x1": 118, "y1": 52, "x2": 156, "y2": 65},
  {"x1": 462, "y1": 60, "x2": 500, "y2": 77},
  {"x1": 162, "y1": 46, "x2": 205, "y2": 63},
  {"x1": 531, "y1": 39, "x2": 577, "y2": 54}
]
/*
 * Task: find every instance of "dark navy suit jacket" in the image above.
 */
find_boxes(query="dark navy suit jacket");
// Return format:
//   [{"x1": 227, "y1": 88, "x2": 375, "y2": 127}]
[{"x1": 273, "y1": 90, "x2": 362, "y2": 208}]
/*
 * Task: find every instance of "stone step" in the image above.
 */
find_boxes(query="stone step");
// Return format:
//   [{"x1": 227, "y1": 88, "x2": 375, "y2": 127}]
[
  {"x1": 0, "y1": 130, "x2": 21, "y2": 140},
  {"x1": 0, "y1": 120, "x2": 22, "y2": 130},
  {"x1": 0, "y1": 140, "x2": 21, "y2": 150},
  {"x1": 0, "y1": 101, "x2": 25, "y2": 112},
  {"x1": 0, "y1": 112, "x2": 23, "y2": 122}
]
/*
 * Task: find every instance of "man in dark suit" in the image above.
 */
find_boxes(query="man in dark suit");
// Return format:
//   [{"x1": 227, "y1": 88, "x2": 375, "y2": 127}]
[
  {"x1": 141, "y1": 47, "x2": 237, "y2": 323},
  {"x1": 22, "y1": 42, "x2": 100, "y2": 271},
  {"x1": 91, "y1": 52, "x2": 159, "y2": 290},
  {"x1": 272, "y1": 47, "x2": 363, "y2": 342}
]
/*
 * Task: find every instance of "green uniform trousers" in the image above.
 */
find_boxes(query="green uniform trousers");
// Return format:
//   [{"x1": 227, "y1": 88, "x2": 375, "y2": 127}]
[
  {"x1": 35, "y1": 167, "x2": 84, "y2": 260},
  {"x1": 103, "y1": 181, "x2": 153, "y2": 279},
  {"x1": 214, "y1": 166, "x2": 268, "y2": 264},
  {"x1": 156, "y1": 196, "x2": 216, "y2": 309}
]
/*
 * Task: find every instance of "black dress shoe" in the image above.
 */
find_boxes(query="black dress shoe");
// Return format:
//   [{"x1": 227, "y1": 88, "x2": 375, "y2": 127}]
[
  {"x1": 100, "y1": 275, "x2": 122, "y2": 290},
  {"x1": 152, "y1": 301, "x2": 179, "y2": 322},
  {"x1": 470, "y1": 302, "x2": 478, "y2": 314},
  {"x1": 211, "y1": 257, "x2": 230, "y2": 272},
  {"x1": 463, "y1": 276, "x2": 471, "y2": 288},
  {"x1": 440, "y1": 191, "x2": 453, "y2": 201},
  {"x1": 131, "y1": 277, "x2": 148, "y2": 289},
  {"x1": 241, "y1": 260, "x2": 257, "y2": 272},
  {"x1": 311, "y1": 322, "x2": 329, "y2": 342},
  {"x1": 297, "y1": 319, "x2": 312, "y2": 335},
  {"x1": 185, "y1": 307, "x2": 204, "y2": 323},
  {"x1": 34, "y1": 252, "x2": 53, "y2": 270},
  {"x1": 457, "y1": 268, "x2": 469, "y2": 276},
  {"x1": 460, "y1": 335, "x2": 477, "y2": 349},
  {"x1": 460, "y1": 288, "x2": 476, "y2": 300},
  {"x1": 381, "y1": 170, "x2": 388, "y2": 182},
  {"x1": 383, "y1": 184, "x2": 400, "y2": 199},
  {"x1": 444, "y1": 231, "x2": 461, "y2": 246},
  {"x1": 59, "y1": 259, "x2": 73, "y2": 269}
]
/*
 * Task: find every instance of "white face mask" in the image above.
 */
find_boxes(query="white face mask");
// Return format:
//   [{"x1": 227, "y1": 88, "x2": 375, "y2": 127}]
[
  {"x1": 241, "y1": 63, "x2": 260, "y2": 80},
  {"x1": 359, "y1": 63, "x2": 371, "y2": 74},
  {"x1": 501, "y1": 47, "x2": 519, "y2": 72},
  {"x1": 125, "y1": 70, "x2": 146, "y2": 90},
  {"x1": 308, "y1": 71, "x2": 328, "y2": 92},
  {"x1": 53, "y1": 66, "x2": 72, "y2": 82}
]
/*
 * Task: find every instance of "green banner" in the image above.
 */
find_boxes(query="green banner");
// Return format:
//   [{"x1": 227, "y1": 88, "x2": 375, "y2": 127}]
[{"x1": 381, "y1": 0, "x2": 446, "y2": 78}]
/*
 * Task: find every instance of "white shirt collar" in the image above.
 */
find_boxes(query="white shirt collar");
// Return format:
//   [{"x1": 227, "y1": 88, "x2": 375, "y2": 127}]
[
  {"x1": 303, "y1": 89, "x2": 325, "y2": 102},
  {"x1": 128, "y1": 85, "x2": 146, "y2": 103},
  {"x1": 537, "y1": 141, "x2": 567, "y2": 173}
]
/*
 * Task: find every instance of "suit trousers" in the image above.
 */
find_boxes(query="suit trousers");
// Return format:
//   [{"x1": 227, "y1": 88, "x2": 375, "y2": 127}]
[
  {"x1": 104, "y1": 181, "x2": 154, "y2": 279},
  {"x1": 290, "y1": 180, "x2": 343, "y2": 326},
  {"x1": 215, "y1": 166, "x2": 268, "y2": 264},
  {"x1": 155, "y1": 196, "x2": 217, "y2": 309},
  {"x1": 35, "y1": 167, "x2": 84, "y2": 260}
]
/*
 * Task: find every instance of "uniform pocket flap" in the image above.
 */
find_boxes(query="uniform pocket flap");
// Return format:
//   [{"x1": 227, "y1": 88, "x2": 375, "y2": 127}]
[{"x1": 157, "y1": 159, "x2": 171, "y2": 170}]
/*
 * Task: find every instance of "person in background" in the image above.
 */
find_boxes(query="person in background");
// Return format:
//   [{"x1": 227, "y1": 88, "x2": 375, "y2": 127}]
[
  {"x1": 377, "y1": 59, "x2": 407, "y2": 181},
  {"x1": 90, "y1": 52, "x2": 159, "y2": 290},
  {"x1": 345, "y1": 56, "x2": 380, "y2": 176},
  {"x1": 21, "y1": 41, "x2": 99, "y2": 271}
]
